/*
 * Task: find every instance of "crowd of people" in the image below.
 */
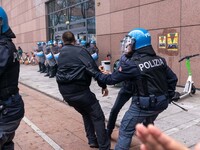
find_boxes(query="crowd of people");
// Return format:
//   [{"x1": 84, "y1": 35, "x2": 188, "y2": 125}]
[
  {"x1": 33, "y1": 38, "x2": 99, "y2": 79},
  {"x1": 1, "y1": 6, "x2": 199, "y2": 150}
]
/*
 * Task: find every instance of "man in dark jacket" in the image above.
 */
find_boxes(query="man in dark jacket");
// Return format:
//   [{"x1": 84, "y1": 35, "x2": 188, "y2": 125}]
[
  {"x1": 0, "y1": 7, "x2": 25, "y2": 149},
  {"x1": 56, "y1": 31, "x2": 110, "y2": 150},
  {"x1": 88, "y1": 28, "x2": 178, "y2": 150}
]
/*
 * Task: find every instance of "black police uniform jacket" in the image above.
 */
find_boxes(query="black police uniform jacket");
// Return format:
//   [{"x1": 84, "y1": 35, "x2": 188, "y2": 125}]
[
  {"x1": 0, "y1": 29, "x2": 24, "y2": 122},
  {"x1": 93, "y1": 46, "x2": 178, "y2": 106},
  {"x1": 56, "y1": 44, "x2": 106, "y2": 98},
  {"x1": 0, "y1": 30, "x2": 19, "y2": 100},
  {"x1": 117, "y1": 54, "x2": 133, "y2": 93}
]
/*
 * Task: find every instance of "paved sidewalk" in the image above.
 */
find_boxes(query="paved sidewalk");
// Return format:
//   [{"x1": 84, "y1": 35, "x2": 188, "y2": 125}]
[
  {"x1": 19, "y1": 64, "x2": 200, "y2": 149},
  {"x1": 15, "y1": 84, "x2": 141, "y2": 150}
]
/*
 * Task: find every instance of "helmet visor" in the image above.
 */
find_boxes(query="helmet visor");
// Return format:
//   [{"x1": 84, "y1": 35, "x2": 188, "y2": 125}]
[{"x1": 121, "y1": 35, "x2": 135, "y2": 54}]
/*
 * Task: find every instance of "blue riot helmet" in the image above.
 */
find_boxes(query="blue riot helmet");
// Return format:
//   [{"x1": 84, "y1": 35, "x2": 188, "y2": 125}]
[
  {"x1": 58, "y1": 40, "x2": 63, "y2": 47},
  {"x1": 47, "y1": 40, "x2": 53, "y2": 46},
  {"x1": 121, "y1": 28, "x2": 151, "y2": 55},
  {"x1": 90, "y1": 40, "x2": 96, "y2": 45},
  {"x1": 0, "y1": 7, "x2": 9, "y2": 34},
  {"x1": 128, "y1": 28, "x2": 151, "y2": 51},
  {"x1": 53, "y1": 40, "x2": 57, "y2": 46},
  {"x1": 58, "y1": 40, "x2": 63, "y2": 44},
  {"x1": 80, "y1": 40, "x2": 86, "y2": 47},
  {"x1": 37, "y1": 42, "x2": 45, "y2": 47},
  {"x1": 37, "y1": 42, "x2": 41, "y2": 46},
  {"x1": 90, "y1": 40, "x2": 96, "y2": 48},
  {"x1": 41, "y1": 42, "x2": 46, "y2": 46}
]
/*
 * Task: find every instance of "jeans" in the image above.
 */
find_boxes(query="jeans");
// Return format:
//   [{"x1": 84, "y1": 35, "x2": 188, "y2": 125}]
[
  {"x1": 107, "y1": 87, "x2": 132, "y2": 133},
  {"x1": 65, "y1": 89, "x2": 110, "y2": 150},
  {"x1": 115, "y1": 97, "x2": 165, "y2": 150}
]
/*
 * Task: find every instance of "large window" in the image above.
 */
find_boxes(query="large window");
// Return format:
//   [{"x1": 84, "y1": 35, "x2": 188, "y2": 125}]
[{"x1": 46, "y1": 0, "x2": 95, "y2": 41}]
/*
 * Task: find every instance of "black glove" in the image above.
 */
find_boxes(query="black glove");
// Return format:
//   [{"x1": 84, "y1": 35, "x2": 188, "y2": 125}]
[{"x1": 170, "y1": 92, "x2": 180, "y2": 103}]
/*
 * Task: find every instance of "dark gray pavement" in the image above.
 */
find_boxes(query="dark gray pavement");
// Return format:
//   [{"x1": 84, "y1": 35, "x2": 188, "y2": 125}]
[{"x1": 19, "y1": 64, "x2": 200, "y2": 149}]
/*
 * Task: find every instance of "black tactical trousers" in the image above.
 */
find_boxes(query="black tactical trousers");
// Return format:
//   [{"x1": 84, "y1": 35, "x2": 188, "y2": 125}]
[
  {"x1": 0, "y1": 93, "x2": 24, "y2": 150},
  {"x1": 65, "y1": 89, "x2": 110, "y2": 150}
]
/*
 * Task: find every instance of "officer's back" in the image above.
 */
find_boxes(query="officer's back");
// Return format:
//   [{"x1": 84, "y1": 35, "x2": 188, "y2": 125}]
[{"x1": 57, "y1": 36, "x2": 92, "y2": 94}]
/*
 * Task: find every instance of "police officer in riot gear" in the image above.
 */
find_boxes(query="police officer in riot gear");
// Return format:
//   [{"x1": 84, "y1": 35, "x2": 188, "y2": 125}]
[
  {"x1": 0, "y1": 7, "x2": 25, "y2": 149},
  {"x1": 44, "y1": 42, "x2": 51, "y2": 77},
  {"x1": 36, "y1": 42, "x2": 46, "y2": 73},
  {"x1": 104, "y1": 38, "x2": 133, "y2": 138},
  {"x1": 49, "y1": 41, "x2": 58, "y2": 78},
  {"x1": 87, "y1": 28, "x2": 178, "y2": 150},
  {"x1": 56, "y1": 31, "x2": 110, "y2": 150},
  {"x1": 80, "y1": 40, "x2": 87, "y2": 48},
  {"x1": 87, "y1": 40, "x2": 99, "y2": 61},
  {"x1": 54, "y1": 40, "x2": 62, "y2": 64}
]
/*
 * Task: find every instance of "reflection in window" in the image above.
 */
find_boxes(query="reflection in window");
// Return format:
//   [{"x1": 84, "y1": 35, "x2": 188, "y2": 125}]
[
  {"x1": 70, "y1": 4, "x2": 84, "y2": 22},
  {"x1": 48, "y1": 1, "x2": 55, "y2": 13},
  {"x1": 87, "y1": 17, "x2": 95, "y2": 34},
  {"x1": 46, "y1": 0, "x2": 95, "y2": 40},
  {"x1": 85, "y1": 0, "x2": 95, "y2": 18}
]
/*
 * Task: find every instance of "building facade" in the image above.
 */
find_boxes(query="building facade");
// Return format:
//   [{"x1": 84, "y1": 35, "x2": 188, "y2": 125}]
[
  {"x1": 0, "y1": 0, "x2": 95, "y2": 50},
  {"x1": 0, "y1": 0, "x2": 200, "y2": 88},
  {"x1": 96, "y1": 0, "x2": 200, "y2": 88},
  {"x1": 46, "y1": 0, "x2": 95, "y2": 42}
]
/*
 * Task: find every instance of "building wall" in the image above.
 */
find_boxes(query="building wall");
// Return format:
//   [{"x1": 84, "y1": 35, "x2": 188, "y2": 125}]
[
  {"x1": 0, "y1": 0, "x2": 48, "y2": 51},
  {"x1": 96, "y1": 0, "x2": 200, "y2": 88},
  {"x1": 1, "y1": 0, "x2": 200, "y2": 88}
]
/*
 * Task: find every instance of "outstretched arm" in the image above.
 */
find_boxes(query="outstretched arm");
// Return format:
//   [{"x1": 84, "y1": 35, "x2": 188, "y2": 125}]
[
  {"x1": 79, "y1": 48, "x2": 107, "y2": 90},
  {"x1": 136, "y1": 124, "x2": 192, "y2": 150}
]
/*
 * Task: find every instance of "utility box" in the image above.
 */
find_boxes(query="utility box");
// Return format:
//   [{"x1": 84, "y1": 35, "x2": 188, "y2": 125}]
[{"x1": 101, "y1": 60, "x2": 111, "y2": 71}]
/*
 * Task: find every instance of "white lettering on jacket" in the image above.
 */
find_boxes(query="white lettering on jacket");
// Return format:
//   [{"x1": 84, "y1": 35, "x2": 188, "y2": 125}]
[{"x1": 138, "y1": 58, "x2": 164, "y2": 71}]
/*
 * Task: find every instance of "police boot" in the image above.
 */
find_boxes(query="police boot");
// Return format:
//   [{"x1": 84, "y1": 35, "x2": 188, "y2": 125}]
[
  {"x1": 50, "y1": 65, "x2": 57, "y2": 78},
  {"x1": 44, "y1": 64, "x2": 48, "y2": 73},
  {"x1": 49, "y1": 66, "x2": 55, "y2": 78},
  {"x1": 40, "y1": 63, "x2": 46, "y2": 73},
  {"x1": 38, "y1": 62, "x2": 42, "y2": 72},
  {"x1": 44, "y1": 65, "x2": 50, "y2": 77}
]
